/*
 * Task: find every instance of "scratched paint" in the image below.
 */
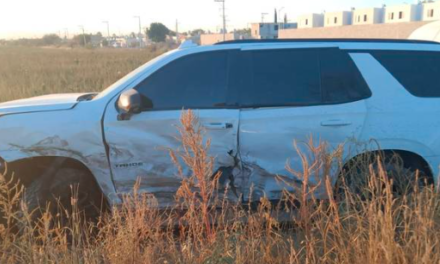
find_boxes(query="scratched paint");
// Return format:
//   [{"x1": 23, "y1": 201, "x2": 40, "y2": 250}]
[{"x1": 1, "y1": 42, "x2": 440, "y2": 211}]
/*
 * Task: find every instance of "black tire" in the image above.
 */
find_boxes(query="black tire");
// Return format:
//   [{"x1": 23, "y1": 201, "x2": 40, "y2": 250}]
[
  {"x1": 24, "y1": 168, "x2": 106, "y2": 224},
  {"x1": 336, "y1": 152, "x2": 430, "y2": 200}
]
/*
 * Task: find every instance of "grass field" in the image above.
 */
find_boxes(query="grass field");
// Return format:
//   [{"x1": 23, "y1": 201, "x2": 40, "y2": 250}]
[
  {"x1": 1, "y1": 47, "x2": 440, "y2": 263},
  {"x1": 0, "y1": 46, "x2": 171, "y2": 102}
]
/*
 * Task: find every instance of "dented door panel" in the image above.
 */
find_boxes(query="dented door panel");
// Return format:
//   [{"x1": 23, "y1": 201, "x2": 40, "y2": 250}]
[
  {"x1": 239, "y1": 102, "x2": 367, "y2": 202},
  {"x1": 103, "y1": 107, "x2": 240, "y2": 207}
]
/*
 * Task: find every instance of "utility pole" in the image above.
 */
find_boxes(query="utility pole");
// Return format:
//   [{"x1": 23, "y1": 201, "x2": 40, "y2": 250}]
[
  {"x1": 102, "y1": 21, "x2": 110, "y2": 38},
  {"x1": 133, "y1": 16, "x2": 142, "y2": 48},
  {"x1": 175, "y1": 19, "x2": 179, "y2": 44},
  {"x1": 277, "y1": 7, "x2": 285, "y2": 29},
  {"x1": 64, "y1": 28, "x2": 69, "y2": 40},
  {"x1": 214, "y1": 0, "x2": 226, "y2": 41},
  {"x1": 78, "y1": 25, "x2": 86, "y2": 46}
]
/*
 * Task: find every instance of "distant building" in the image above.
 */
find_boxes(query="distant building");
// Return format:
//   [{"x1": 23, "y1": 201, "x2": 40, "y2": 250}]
[
  {"x1": 422, "y1": 1, "x2": 440, "y2": 21},
  {"x1": 324, "y1": 11, "x2": 353, "y2": 27},
  {"x1": 251, "y1": 22, "x2": 297, "y2": 39},
  {"x1": 385, "y1": 4, "x2": 422, "y2": 23},
  {"x1": 352, "y1": 7, "x2": 385, "y2": 25},
  {"x1": 201, "y1": 32, "x2": 250, "y2": 45},
  {"x1": 298, "y1": 14, "x2": 324, "y2": 28}
]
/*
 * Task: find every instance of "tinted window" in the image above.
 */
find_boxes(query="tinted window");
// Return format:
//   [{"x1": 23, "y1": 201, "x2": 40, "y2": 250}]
[
  {"x1": 320, "y1": 49, "x2": 371, "y2": 103},
  {"x1": 372, "y1": 51, "x2": 440, "y2": 97},
  {"x1": 238, "y1": 49, "x2": 322, "y2": 107},
  {"x1": 231, "y1": 48, "x2": 370, "y2": 108},
  {"x1": 135, "y1": 51, "x2": 228, "y2": 110}
]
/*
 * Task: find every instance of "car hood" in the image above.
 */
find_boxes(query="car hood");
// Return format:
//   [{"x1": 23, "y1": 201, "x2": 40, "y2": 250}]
[{"x1": 0, "y1": 93, "x2": 96, "y2": 116}]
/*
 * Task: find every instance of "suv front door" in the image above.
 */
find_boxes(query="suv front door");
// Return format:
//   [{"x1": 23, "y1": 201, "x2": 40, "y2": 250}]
[
  {"x1": 103, "y1": 50, "x2": 240, "y2": 207},
  {"x1": 231, "y1": 47, "x2": 371, "y2": 202}
]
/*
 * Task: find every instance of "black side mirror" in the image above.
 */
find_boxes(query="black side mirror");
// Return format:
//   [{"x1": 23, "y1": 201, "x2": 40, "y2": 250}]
[{"x1": 117, "y1": 89, "x2": 142, "y2": 120}]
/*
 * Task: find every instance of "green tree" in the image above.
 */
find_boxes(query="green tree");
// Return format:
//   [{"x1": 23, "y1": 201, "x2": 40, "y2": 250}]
[
  {"x1": 147, "y1": 23, "x2": 170, "y2": 43},
  {"x1": 42, "y1": 34, "x2": 61, "y2": 46}
]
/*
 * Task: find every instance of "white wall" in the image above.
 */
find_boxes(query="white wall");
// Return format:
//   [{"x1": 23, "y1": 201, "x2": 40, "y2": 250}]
[
  {"x1": 298, "y1": 14, "x2": 324, "y2": 28},
  {"x1": 324, "y1": 11, "x2": 353, "y2": 27},
  {"x1": 353, "y1": 8, "x2": 384, "y2": 25},
  {"x1": 251, "y1": 23, "x2": 279, "y2": 39},
  {"x1": 422, "y1": 1, "x2": 440, "y2": 21},
  {"x1": 385, "y1": 4, "x2": 421, "y2": 23}
]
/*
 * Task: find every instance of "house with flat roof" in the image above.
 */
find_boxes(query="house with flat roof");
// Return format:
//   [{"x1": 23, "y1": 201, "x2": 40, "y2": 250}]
[
  {"x1": 385, "y1": 4, "x2": 422, "y2": 23},
  {"x1": 352, "y1": 7, "x2": 385, "y2": 25},
  {"x1": 251, "y1": 22, "x2": 297, "y2": 39},
  {"x1": 324, "y1": 11, "x2": 353, "y2": 27},
  {"x1": 297, "y1": 14, "x2": 324, "y2": 28},
  {"x1": 422, "y1": 1, "x2": 440, "y2": 21}
]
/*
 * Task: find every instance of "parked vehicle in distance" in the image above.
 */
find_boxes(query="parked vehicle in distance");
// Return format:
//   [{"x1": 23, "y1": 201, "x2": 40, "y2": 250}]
[{"x1": 1, "y1": 39, "x2": 439, "y2": 218}]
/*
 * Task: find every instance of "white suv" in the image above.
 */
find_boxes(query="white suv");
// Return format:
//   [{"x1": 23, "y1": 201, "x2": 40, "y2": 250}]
[{"x1": 1, "y1": 39, "x2": 439, "y2": 215}]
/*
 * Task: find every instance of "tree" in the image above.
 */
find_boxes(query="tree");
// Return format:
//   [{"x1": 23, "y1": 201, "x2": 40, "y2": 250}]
[
  {"x1": 42, "y1": 34, "x2": 61, "y2": 46},
  {"x1": 73, "y1": 34, "x2": 92, "y2": 46},
  {"x1": 147, "y1": 23, "x2": 170, "y2": 43},
  {"x1": 189, "y1": 29, "x2": 205, "y2": 36}
]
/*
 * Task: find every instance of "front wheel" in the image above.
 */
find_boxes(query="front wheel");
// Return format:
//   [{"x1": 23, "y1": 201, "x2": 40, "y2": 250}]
[{"x1": 25, "y1": 168, "x2": 107, "y2": 224}]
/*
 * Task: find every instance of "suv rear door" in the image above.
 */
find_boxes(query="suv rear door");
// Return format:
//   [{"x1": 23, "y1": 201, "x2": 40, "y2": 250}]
[
  {"x1": 231, "y1": 47, "x2": 371, "y2": 202},
  {"x1": 103, "y1": 50, "x2": 240, "y2": 207}
]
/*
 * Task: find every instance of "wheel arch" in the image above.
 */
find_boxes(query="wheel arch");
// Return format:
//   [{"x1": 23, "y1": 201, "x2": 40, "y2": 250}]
[
  {"x1": 340, "y1": 148, "x2": 435, "y2": 184},
  {"x1": 1, "y1": 155, "x2": 111, "y2": 206}
]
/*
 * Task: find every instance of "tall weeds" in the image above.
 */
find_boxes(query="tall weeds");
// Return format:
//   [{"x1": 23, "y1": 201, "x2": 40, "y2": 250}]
[{"x1": 0, "y1": 110, "x2": 439, "y2": 263}]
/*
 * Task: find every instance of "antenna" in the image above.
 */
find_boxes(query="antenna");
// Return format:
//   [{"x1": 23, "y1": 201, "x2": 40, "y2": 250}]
[{"x1": 214, "y1": 0, "x2": 226, "y2": 41}]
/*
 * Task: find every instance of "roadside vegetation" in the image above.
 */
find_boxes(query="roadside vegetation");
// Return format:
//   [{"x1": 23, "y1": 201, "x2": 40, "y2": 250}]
[
  {"x1": 0, "y1": 45, "x2": 172, "y2": 102},
  {"x1": 1, "y1": 110, "x2": 440, "y2": 263},
  {"x1": 0, "y1": 47, "x2": 439, "y2": 263}
]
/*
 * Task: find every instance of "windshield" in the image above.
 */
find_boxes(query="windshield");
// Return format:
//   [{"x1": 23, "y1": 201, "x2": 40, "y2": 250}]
[{"x1": 94, "y1": 51, "x2": 174, "y2": 100}]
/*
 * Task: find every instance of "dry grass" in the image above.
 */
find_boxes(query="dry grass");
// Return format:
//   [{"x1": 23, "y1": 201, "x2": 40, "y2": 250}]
[
  {"x1": 0, "y1": 45, "x2": 172, "y2": 102},
  {"x1": 0, "y1": 47, "x2": 440, "y2": 263},
  {"x1": 1, "y1": 110, "x2": 440, "y2": 264}
]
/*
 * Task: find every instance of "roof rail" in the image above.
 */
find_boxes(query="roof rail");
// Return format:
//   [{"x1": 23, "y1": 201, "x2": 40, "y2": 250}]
[{"x1": 215, "y1": 38, "x2": 440, "y2": 45}]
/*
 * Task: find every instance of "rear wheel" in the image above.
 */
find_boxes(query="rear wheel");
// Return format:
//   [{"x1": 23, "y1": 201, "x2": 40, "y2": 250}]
[{"x1": 336, "y1": 152, "x2": 432, "y2": 199}]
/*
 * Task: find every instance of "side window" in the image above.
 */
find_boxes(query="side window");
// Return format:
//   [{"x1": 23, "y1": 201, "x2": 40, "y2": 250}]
[
  {"x1": 237, "y1": 49, "x2": 321, "y2": 107},
  {"x1": 135, "y1": 51, "x2": 228, "y2": 110},
  {"x1": 371, "y1": 51, "x2": 440, "y2": 97},
  {"x1": 319, "y1": 48, "x2": 372, "y2": 103}
]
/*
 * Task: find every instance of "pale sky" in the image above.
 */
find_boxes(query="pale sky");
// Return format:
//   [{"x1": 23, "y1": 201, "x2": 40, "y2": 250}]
[{"x1": 0, "y1": 0, "x2": 416, "y2": 39}]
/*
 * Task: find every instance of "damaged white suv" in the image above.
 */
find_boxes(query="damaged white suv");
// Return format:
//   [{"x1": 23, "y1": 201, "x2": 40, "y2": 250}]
[{"x1": 1, "y1": 39, "x2": 440, "y2": 218}]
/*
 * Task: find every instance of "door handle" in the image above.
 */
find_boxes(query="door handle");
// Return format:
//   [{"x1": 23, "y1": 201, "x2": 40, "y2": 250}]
[
  {"x1": 320, "y1": 119, "x2": 352, "y2": 127},
  {"x1": 203, "y1": 122, "x2": 233, "y2": 130}
]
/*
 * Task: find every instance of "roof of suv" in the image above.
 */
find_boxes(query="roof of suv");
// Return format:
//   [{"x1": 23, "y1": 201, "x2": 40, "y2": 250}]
[{"x1": 215, "y1": 38, "x2": 440, "y2": 45}]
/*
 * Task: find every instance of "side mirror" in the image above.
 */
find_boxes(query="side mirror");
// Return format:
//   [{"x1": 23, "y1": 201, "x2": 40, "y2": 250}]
[{"x1": 117, "y1": 89, "x2": 142, "y2": 120}]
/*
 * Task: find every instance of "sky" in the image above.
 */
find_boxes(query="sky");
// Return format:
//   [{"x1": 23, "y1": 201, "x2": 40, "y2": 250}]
[{"x1": 0, "y1": 0, "x2": 417, "y2": 39}]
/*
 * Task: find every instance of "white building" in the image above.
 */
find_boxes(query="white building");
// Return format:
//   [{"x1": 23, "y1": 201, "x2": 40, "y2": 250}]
[
  {"x1": 422, "y1": 1, "x2": 440, "y2": 21},
  {"x1": 251, "y1": 23, "x2": 297, "y2": 39},
  {"x1": 324, "y1": 11, "x2": 353, "y2": 27},
  {"x1": 352, "y1": 8, "x2": 385, "y2": 25},
  {"x1": 385, "y1": 4, "x2": 422, "y2": 23},
  {"x1": 297, "y1": 14, "x2": 324, "y2": 28}
]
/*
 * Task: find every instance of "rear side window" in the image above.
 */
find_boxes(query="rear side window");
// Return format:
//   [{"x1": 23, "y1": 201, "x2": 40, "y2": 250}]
[
  {"x1": 371, "y1": 51, "x2": 440, "y2": 97},
  {"x1": 231, "y1": 48, "x2": 370, "y2": 108},
  {"x1": 319, "y1": 48, "x2": 371, "y2": 103},
  {"x1": 135, "y1": 51, "x2": 228, "y2": 110},
  {"x1": 238, "y1": 49, "x2": 322, "y2": 107}
]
